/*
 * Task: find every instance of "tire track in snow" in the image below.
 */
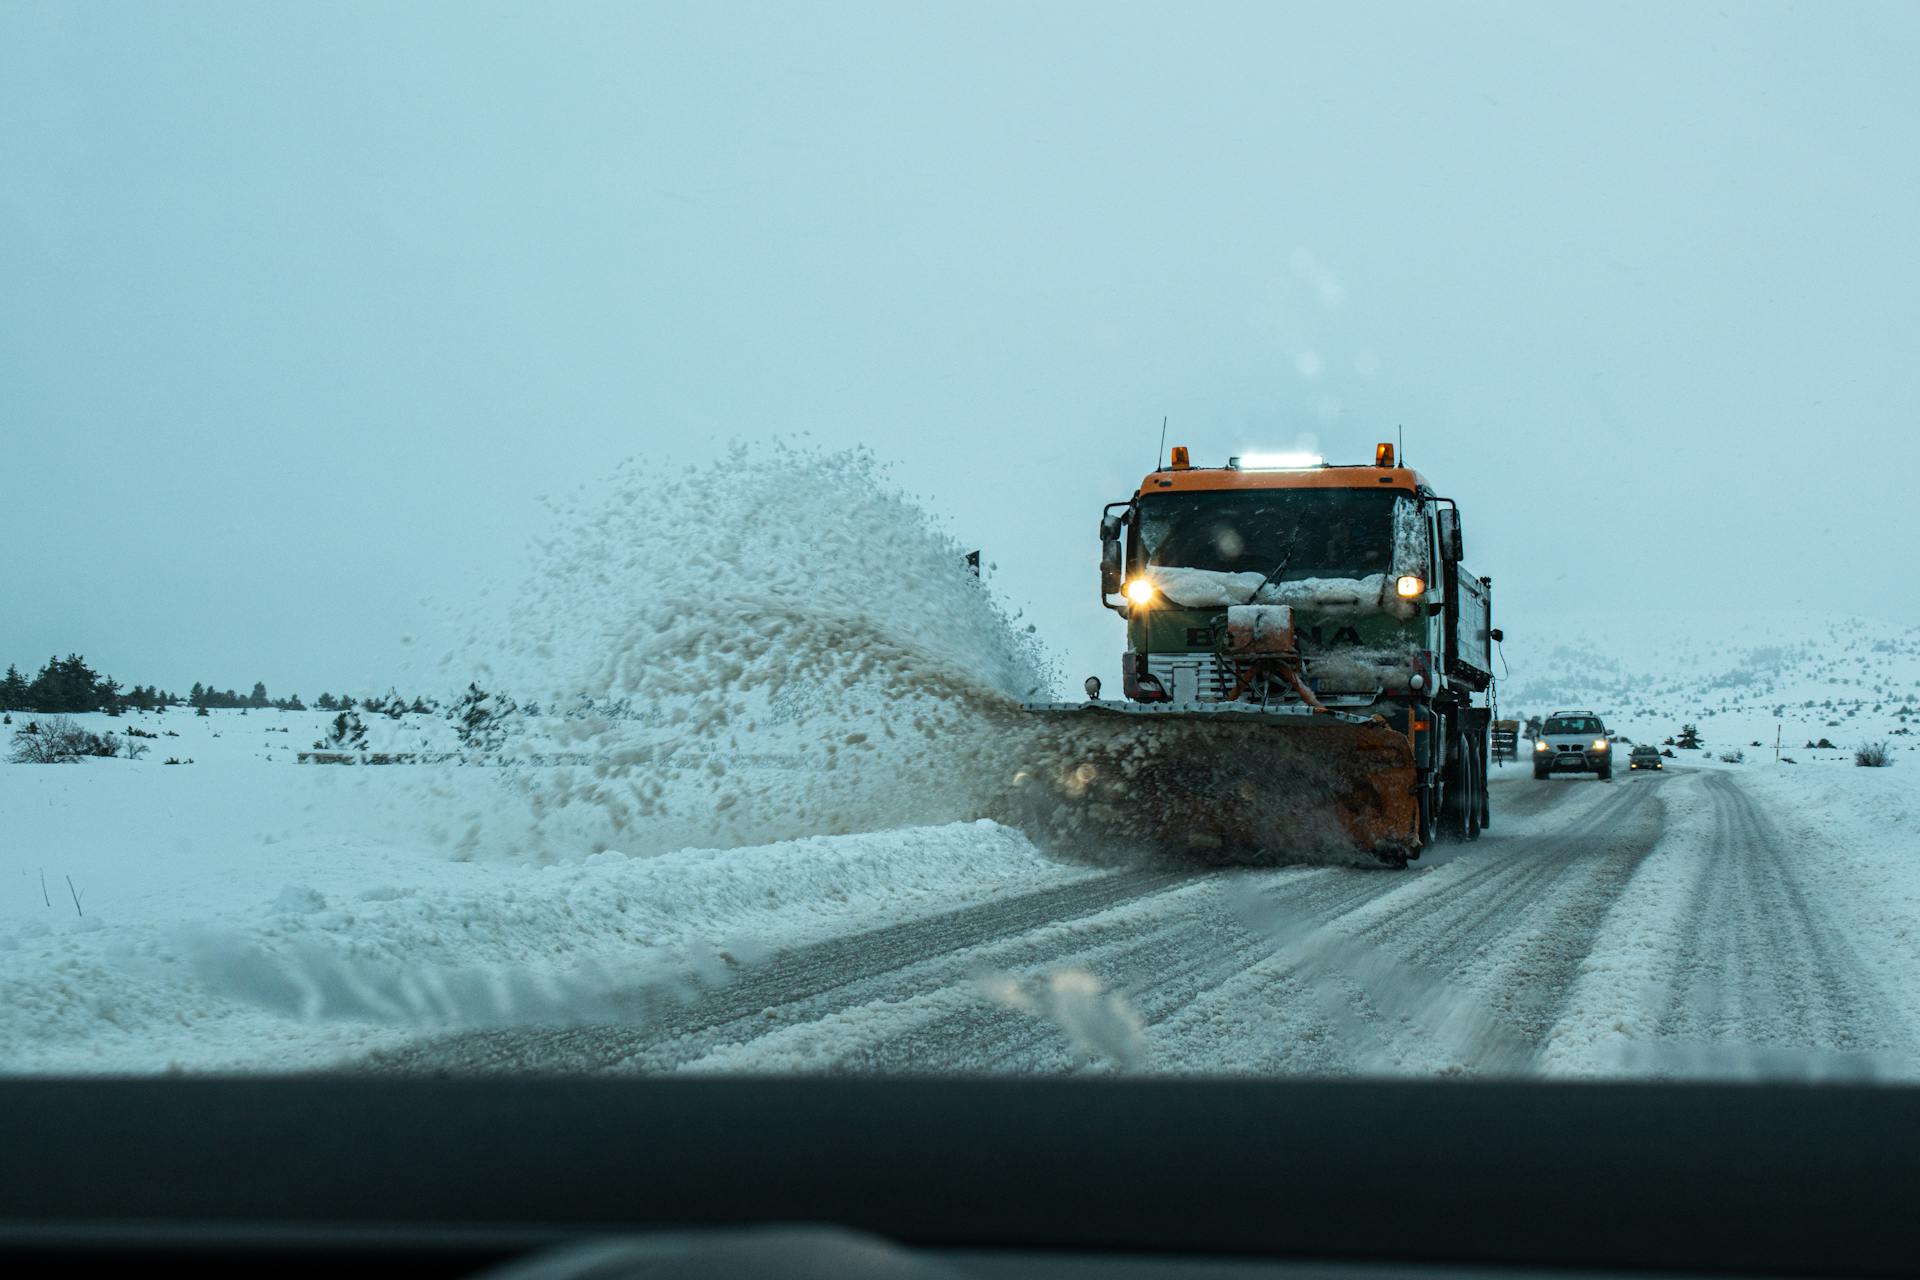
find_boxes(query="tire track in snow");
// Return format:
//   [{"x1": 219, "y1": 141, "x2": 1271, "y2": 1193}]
[
  {"x1": 1650, "y1": 771, "x2": 1907, "y2": 1069},
  {"x1": 1142, "y1": 773, "x2": 1665, "y2": 1073},
  {"x1": 686, "y1": 777, "x2": 1661, "y2": 1075},
  {"x1": 365, "y1": 868, "x2": 1196, "y2": 1074}
]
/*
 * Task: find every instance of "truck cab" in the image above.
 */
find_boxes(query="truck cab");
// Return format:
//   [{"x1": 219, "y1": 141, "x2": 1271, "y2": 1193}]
[{"x1": 1090, "y1": 443, "x2": 1496, "y2": 850}]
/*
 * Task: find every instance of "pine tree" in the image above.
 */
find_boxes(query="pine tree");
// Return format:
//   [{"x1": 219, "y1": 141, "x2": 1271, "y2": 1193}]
[
  {"x1": 248, "y1": 681, "x2": 269, "y2": 709},
  {"x1": 452, "y1": 683, "x2": 517, "y2": 752},
  {"x1": 1676, "y1": 723, "x2": 1702, "y2": 749},
  {"x1": 0, "y1": 665, "x2": 27, "y2": 711},
  {"x1": 189, "y1": 682, "x2": 207, "y2": 709},
  {"x1": 316, "y1": 692, "x2": 338, "y2": 711},
  {"x1": 315, "y1": 712, "x2": 367, "y2": 752}
]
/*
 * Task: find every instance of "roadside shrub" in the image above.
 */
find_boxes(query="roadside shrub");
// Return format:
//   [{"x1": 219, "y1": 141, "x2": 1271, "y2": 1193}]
[
  {"x1": 1718, "y1": 750, "x2": 1745, "y2": 764},
  {"x1": 452, "y1": 683, "x2": 518, "y2": 754},
  {"x1": 7, "y1": 715, "x2": 120, "y2": 763},
  {"x1": 1855, "y1": 742, "x2": 1893, "y2": 768},
  {"x1": 312, "y1": 711, "x2": 368, "y2": 752},
  {"x1": 1816, "y1": 737, "x2": 1837, "y2": 750}
]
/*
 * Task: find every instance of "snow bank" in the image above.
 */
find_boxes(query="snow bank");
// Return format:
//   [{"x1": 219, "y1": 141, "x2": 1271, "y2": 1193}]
[{"x1": 0, "y1": 745, "x2": 1086, "y2": 1073}]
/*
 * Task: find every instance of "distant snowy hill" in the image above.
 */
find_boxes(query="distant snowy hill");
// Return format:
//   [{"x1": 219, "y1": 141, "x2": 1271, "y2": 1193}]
[{"x1": 1496, "y1": 609, "x2": 1920, "y2": 763}]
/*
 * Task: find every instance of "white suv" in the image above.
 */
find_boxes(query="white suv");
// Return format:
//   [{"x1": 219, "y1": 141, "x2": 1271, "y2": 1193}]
[{"x1": 1533, "y1": 710, "x2": 1612, "y2": 781}]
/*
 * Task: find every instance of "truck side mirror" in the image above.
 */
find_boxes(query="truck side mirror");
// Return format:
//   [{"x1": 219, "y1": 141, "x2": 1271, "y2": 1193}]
[
  {"x1": 1436, "y1": 508, "x2": 1464, "y2": 562},
  {"x1": 1099, "y1": 513, "x2": 1124, "y2": 541},
  {"x1": 1100, "y1": 539, "x2": 1122, "y2": 596}
]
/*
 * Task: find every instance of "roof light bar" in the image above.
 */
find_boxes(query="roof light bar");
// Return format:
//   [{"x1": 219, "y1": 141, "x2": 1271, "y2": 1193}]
[{"x1": 1233, "y1": 451, "x2": 1324, "y2": 470}]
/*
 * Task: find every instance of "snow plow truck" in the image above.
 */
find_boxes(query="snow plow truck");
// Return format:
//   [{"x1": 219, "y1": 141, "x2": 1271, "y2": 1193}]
[{"x1": 1018, "y1": 443, "x2": 1496, "y2": 867}]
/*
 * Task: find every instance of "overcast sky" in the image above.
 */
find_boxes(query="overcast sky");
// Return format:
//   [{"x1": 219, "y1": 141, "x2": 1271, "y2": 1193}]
[{"x1": 5, "y1": 1, "x2": 1917, "y2": 696}]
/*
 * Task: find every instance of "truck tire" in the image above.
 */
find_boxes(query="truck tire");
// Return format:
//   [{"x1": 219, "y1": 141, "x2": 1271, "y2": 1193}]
[
  {"x1": 1599, "y1": 761, "x2": 1613, "y2": 782},
  {"x1": 1533, "y1": 761, "x2": 1549, "y2": 781},
  {"x1": 1442, "y1": 729, "x2": 1475, "y2": 841},
  {"x1": 1418, "y1": 781, "x2": 1440, "y2": 850},
  {"x1": 1464, "y1": 748, "x2": 1482, "y2": 841}
]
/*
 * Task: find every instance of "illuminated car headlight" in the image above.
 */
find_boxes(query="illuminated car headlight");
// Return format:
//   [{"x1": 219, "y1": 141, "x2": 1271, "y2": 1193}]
[
  {"x1": 1592, "y1": 739, "x2": 1609, "y2": 751},
  {"x1": 1123, "y1": 577, "x2": 1157, "y2": 606},
  {"x1": 1395, "y1": 575, "x2": 1425, "y2": 599},
  {"x1": 1534, "y1": 740, "x2": 1549, "y2": 752}
]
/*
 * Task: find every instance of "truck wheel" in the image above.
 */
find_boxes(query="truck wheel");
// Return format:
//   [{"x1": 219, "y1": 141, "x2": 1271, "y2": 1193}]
[
  {"x1": 1441, "y1": 730, "x2": 1475, "y2": 841},
  {"x1": 1599, "y1": 762, "x2": 1613, "y2": 782},
  {"x1": 1418, "y1": 782, "x2": 1440, "y2": 849}
]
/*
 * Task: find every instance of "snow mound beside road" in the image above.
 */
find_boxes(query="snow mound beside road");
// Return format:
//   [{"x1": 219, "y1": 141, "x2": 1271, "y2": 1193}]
[{"x1": 0, "y1": 754, "x2": 1089, "y2": 1074}]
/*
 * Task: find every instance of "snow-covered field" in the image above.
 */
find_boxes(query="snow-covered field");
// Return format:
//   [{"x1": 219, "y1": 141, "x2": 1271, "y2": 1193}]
[
  {"x1": 1501, "y1": 607, "x2": 1920, "y2": 766},
  {"x1": 0, "y1": 709, "x2": 1094, "y2": 1073}
]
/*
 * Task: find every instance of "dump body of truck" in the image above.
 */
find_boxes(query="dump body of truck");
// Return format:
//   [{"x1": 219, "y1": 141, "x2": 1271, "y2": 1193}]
[{"x1": 1020, "y1": 444, "x2": 1495, "y2": 865}]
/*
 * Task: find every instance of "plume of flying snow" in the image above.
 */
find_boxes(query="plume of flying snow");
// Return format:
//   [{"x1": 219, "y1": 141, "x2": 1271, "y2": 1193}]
[{"x1": 450, "y1": 443, "x2": 1061, "y2": 859}]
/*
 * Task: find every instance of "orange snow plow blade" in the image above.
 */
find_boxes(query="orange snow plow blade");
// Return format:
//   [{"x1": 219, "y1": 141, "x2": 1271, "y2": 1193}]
[{"x1": 1006, "y1": 702, "x2": 1419, "y2": 865}]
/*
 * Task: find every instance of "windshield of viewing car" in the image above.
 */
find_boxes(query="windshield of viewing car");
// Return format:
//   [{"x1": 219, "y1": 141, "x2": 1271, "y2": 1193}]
[
  {"x1": 1137, "y1": 487, "x2": 1397, "y2": 580},
  {"x1": 5, "y1": 3, "x2": 1920, "y2": 1102}
]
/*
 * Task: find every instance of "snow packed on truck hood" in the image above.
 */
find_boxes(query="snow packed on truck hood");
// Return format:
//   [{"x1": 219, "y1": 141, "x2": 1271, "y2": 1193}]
[{"x1": 1143, "y1": 566, "x2": 1390, "y2": 611}]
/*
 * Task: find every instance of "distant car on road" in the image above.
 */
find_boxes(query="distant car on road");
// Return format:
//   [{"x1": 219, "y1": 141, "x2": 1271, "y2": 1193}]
[
  {"x1": 1628, "y1": 744, "x2": 1663, "y2": 771},
  {"x1": 1533, "y1": 711, "x2": 1613, "y2": 780}
]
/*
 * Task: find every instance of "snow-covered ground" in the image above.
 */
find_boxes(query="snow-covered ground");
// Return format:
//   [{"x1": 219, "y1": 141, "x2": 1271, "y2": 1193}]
[{"x1": 0, "y1": 709, "x2": 1093, "y2": 1073}]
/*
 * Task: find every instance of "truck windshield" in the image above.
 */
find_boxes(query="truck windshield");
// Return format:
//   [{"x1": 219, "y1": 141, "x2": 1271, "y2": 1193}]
[
  {"x1": 1545, "y1": 717, "x2": 1603, "y2": 734},
  {"x1": 1136, "y1": 487, "x2": 1398, "y2": 580}
]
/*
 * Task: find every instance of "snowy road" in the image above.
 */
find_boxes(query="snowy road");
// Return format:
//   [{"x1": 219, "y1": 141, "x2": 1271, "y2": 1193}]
[{"x1": 367, "y1": 763, "x2": 1916, "y2": 1078}]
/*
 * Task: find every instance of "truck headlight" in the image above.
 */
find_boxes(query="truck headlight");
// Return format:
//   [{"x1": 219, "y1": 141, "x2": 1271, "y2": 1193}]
[
  {"x1": 1395, "y1": 575, "x2": 1425, "y2": 598},
  {"x1": 1124, "y1": 578, "x2": 1156, "y2": 606}
]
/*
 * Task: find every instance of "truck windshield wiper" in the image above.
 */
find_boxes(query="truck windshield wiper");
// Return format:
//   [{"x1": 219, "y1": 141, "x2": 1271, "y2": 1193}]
[{"x1": 1251, "y1": 520, "x2": 1305, "y2": 597}]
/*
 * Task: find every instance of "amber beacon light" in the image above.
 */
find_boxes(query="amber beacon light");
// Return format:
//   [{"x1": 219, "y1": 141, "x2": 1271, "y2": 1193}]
[{"x1": 1375, "y1": 442, "x2": 1395, "y2": 467}]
